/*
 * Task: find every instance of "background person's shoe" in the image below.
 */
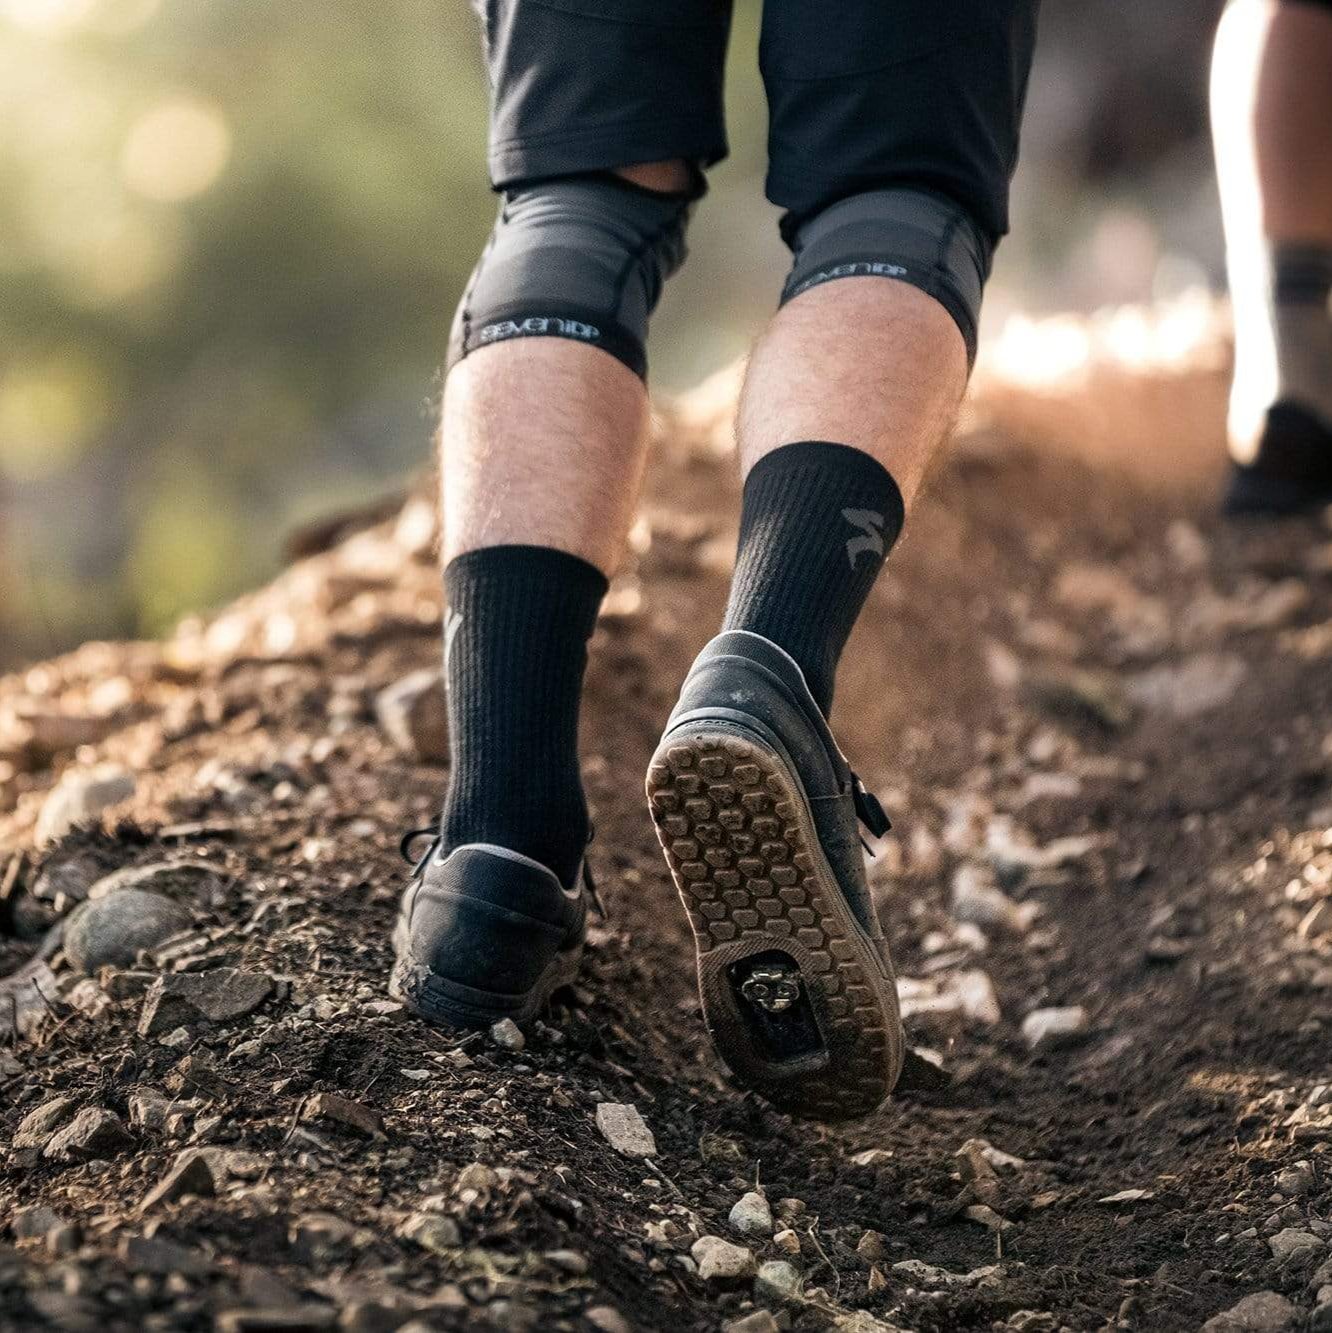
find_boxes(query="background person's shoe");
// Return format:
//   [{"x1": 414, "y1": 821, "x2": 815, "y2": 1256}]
[
  {"x1": 390, "y1": 839, "x2": 588, "y2": 1028},
  {"x1": 1224, "y1": 401, "x2": 1332, "y2": 517},
  {"x1": 646, "y1": 631, "x2": 904, "y2": 1121}
]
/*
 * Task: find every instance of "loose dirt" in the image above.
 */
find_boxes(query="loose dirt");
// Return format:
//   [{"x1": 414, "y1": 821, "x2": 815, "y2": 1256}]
[{"x1": 5, "y1": 303, "x2": 1332, "y2": 1332}]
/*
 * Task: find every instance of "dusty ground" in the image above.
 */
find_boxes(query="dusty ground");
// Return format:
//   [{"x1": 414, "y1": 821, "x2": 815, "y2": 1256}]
[{"x1": 6, "y1": 302, "x2": 1332, "y2": 1332}]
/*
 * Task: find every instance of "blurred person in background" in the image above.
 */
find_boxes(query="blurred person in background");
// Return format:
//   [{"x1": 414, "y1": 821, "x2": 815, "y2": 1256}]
[
  {"x1": 392, "y1": 0, "x2": 1039, "y2": 1120},
  {"x1": 1214, "y1": 0, "x2": 1332, "y2": 514}
]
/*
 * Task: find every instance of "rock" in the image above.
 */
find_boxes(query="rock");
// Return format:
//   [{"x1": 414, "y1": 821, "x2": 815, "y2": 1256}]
[
  {"x1": 951, "y1": 864, "x2": 1038, "y2": 934},
  {"x1": 489, "y1": 1018, "x2": 525, "y2": 1051},
  {"x1": 88, "y1": 859, "x2": 224, "y2": 903},
  {"x1": 1021, "y1": 1006, "x2": 1089, "y2": 1049},
  {"x1": 13, "y1": 1095, "x2": 76, "y2": 1148},
  {"x1": 64, "y1": 889, "x2": 192, "y2": 974},
  {"x1": 218, "y1": 1308, "x2": 339, "y2": 1332},
  {"x1": 375, "y1": 669, "x2": 448, "y2": 762},
  {"x1": 290, "y1": 1212, "x2": 358, "y2": 1262},
  {"x1": 1269, "y1": 1228, "x2": 1323, "y2": 1264},
  {"x1": 728, "y1": 1191, "x2": 773, "y2": 1237},
  {"x1": 724, "y1": 1315, "x2": 780, "y2": 1333},
  {"x1": 773, "y1": 1228, "x2": 801, "y2": 1256},
  {"x1": 1200, "y1": 1291, "x2": 1297, "y2": 1332},
  {"x1": 848, "y1": 1148, "x2": 893, "y2": 1168},
  {"x1": 543, "y1": 1249, "x2": 589, "y2": 1275},
  {"x1": 952, "y1": 969, "x2": 1001, "y2": 1025},
  {"x1": 11, "y1": 1204, "x2": 65, "y2": 1240},
  {"x1": 35, "y1": 767, "x2": 137, "y2": 846},
  {"x1": 585, "y1": 1308, "x2": 631, "y2": 1333},
  {"x1": 1276, "y1": 1162, "x2": 1314, "y2": 1197},
  {"x1": 1096, "y1": 1189, "x2": 1154, "y2": 1206},
  {"x1": 594, "y1": 1102, "x2": 656, "y2": 1157},
  {"x1": 833, "y1": 1313, "x2": 907, "y2": 1333},
  {"x1": 64, "y1": 977, "x2": 109, "y2": 1017},
  {"x1": 1312, "y1": 1304, "x2": 1332, "y2": 1333},
  {"x1": 43, "y1": 1107, "x2": 132, "y2": 1161},
  {"x1": 1126, "y1": 653, "x2": 1246, "y2": 718},
  {"x1": 754, "y1": 1259, "x2": 801, "y2": 1301},
  {"x1": 120, "y1": 1232, "x2": 211, "y2": 1277},
  {"x1": 398, "y1": 1212, "x2": 461, "y2": 1254},
  {"x1": 856, "y1": 1230, "x2": 890, "y2": 1262},
  {"x1": 138, "y1": 968, "x2": 275, "y2": 1035},
  {"x1": 45, "y1": 1221, "x2": 79, "y2": 1256},
  {"x1": 454, "y1": 1162, "x2": 499, "y2": 1197},
  {"x1": 140, "y1": 1148, "x2": 220, "y2": 1210},
  {"x1": 303, "y1": 1093, "x2": 384, "y2": 1138},
  {"x1": 892, "y1": 1259, "x2": 1000, "y2": 1288},
  {"x1": 1021, "y1": 664, "x2": 1134, "y2": 731},
  {"x1": 964, "y1": 1204, "x2": 1011, "y2": 1232},
  {"x1": 691, "y1": 1235, "x2": 756, "y2": 1284}
]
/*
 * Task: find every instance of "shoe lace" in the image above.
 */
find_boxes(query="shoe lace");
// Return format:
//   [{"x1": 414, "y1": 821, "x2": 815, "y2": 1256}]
[
  {"x1": 851, "y1": 773, "x2": 891, "y2": 851},
  {"x1": 398, "y1": 825, "x2": 608, "y2": 919}
]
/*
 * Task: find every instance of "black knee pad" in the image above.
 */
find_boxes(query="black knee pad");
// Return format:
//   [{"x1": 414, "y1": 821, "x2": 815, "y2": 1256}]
[
  {"x1": 448, "y1": 173, "x2": 700, "y2": 381},
  {"x1": 781, "y1": 188, "x2": 993, "y2": 367}
]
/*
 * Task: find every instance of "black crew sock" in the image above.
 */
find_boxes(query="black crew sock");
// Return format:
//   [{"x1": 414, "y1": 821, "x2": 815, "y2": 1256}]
[
  {"x1": 440, "y1": 545, "x2": 607, "y2": 889},
  {"x1": 721, "y1": 441, "x2": 905, "y2": 714}
]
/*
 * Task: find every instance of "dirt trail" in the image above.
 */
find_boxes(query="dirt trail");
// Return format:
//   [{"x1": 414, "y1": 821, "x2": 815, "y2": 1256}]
[{"x1": 6, "y1": 299, "x2": 1332, "y2": 1332}]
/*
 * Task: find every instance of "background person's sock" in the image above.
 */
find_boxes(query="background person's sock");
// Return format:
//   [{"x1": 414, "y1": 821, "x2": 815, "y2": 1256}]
[
  {"x1": 440, "y1": 545, "x2": 606, "y2": 889},
  {"x1": 1272, "y1": 243, "x2": 1332, "y2": 427},
  {"x1": 721, "y1": 441, "x2": 905, "y2": 714}
]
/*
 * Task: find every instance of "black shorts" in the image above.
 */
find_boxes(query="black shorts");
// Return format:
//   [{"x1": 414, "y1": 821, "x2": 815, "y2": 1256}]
[{"x1": 475, "y1": 0, "x2": 1040, "y2": 242}]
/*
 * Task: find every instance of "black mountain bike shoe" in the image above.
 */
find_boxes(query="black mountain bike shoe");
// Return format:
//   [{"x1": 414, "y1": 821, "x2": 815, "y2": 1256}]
[
  {"x1": 646, "y1": 631, "x2": 904, "y2": 1121},
  {"x1": 1224, "y1": 401, "x2": 1332, "y2": 518},
  {"x1": 390, "y1": 838, "x2": 590, "y2": 1028}
]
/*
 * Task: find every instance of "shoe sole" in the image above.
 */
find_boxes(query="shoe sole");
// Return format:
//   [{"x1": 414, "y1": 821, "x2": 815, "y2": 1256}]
[
  {"x1": 646, "y1": 722, "x2": 904, "y2": 1121},
  {"x1": 389, "y1": 918, "x2": 584, "y2": 1030}
]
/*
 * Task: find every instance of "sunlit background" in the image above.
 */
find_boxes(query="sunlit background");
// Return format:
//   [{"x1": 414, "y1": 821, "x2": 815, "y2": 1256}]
[{"x1": 0, "y1": 0, "x2": 1224, "y2": 668}]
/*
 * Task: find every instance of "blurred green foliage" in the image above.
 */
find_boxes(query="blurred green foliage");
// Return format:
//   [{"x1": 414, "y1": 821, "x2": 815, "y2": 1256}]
[{"x1": 0, "y1": 0, "x2": 501, "y2": 658}]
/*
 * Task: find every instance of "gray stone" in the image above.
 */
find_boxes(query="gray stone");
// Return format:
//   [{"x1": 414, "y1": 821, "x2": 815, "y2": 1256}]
[
  {"x1": 1126, "y1": 653, "x2": 1246, "y2": 718},
  {"x1": 1269, "y1": 1228, "x2": 1323, "y2": 1264},
  {"x1": 42, "y1": 1106, "x2": 132, "y2": 1161},
  {"x1": 217, "y1": 1308, "x2": 339, "y2": 1332},
  {"x1": 489, "y1": 1018, "x2": 525, "y2": 1051},
  {"x1": 120, "y1": 1232, "x2": 211, "y2": 1277},
  {"x1": 138, "y1": 968, "x2": 274, "y2": 1035},
  {"x1": 35, "y1": 767, "x2": 136, "y2": 846},
  {"x1": 290, "y1": 1211, "x2": 357, "y2": 1262},
  {"x1": 728, "y1": 1191, "x2": 773, "y2": 1237},
  {"x1": 723, "y1": 1316, "x2": 780, "y2": 1333},
  {"x1": 11, "y1": 1204, "x2": 65, "y2": 1240},
  {"x1": 1020, "y1": 1006, "x2": 1089, "y2": 1049},
  {"x1": 303, "y1": 1092, "x2": 384, "y2": 1138},
  {"x1": 753, "y1": 1259, "x2": 802, "y2": 1301},
  {"x1": 1201, "y1": 1291, "x2": 1297, "y2": 1332},
  {"x1": 398, "y1": 1212, "x2": 460, "y2": 1254},
  {"x1": 375, "y1": 669, "x2": 448, "y2": 762},
  {"x1": 141, "y1": 1148, "x2": 220, "y2": 1210},
  {"x1": 13, "y1": 1095, "x2": 76, "y2": 1148},
  {"x1": 585, "y1": 1308, "x2": 631, "y2": 1333},
  {"x1": 595, "y1": 1102, "x2": 656, "y2": 1157},
  {"x1": 64, "y1": 888, "x2": 192, "y2": 973},
  {"x1": 691, "y1": 1235, "x2": 756, "y2": 1284},
  {"x1": 856, "y1": 1230, "x2": 890, "y2": 1261}
]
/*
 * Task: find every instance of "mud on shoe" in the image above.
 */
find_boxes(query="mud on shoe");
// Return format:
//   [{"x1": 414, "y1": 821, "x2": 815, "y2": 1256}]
[
  {"x1": 389, "y1": 836, "x2": 591, "y2": 1029},
  {"x1": 646, "y1": 630, "x2": 904, "y2": 1121}
]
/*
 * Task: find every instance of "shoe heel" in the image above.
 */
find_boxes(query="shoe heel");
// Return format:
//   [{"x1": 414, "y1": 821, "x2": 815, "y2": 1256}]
[{"x1": 647, "y1": 724, "x2": 902, "y2": 1121}]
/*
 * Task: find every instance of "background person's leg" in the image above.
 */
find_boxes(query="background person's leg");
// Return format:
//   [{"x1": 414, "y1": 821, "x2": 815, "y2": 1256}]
[{"x1": 1213, "y1": 0, "x2": 1332, "y2": 510}]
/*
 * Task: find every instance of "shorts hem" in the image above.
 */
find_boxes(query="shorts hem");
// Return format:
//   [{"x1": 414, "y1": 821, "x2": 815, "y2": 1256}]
[{"x1": 490, "y1": 119, "x2": 728, "y2": 189}]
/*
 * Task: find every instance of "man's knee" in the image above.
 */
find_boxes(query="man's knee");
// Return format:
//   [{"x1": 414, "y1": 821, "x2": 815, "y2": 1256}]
[
  {"x1": 780, "y1": 188, "x2": 993, "y2": 367},
  {"x1": 448, "y1": 168, "x2": 702, "y2": 381}
]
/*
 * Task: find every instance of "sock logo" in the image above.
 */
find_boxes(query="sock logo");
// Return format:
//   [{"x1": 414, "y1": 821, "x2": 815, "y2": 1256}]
[
  {"x1": 443, "y1": 608, "x2": 463, "y2": 671},
  {"x1": 842, "y1": 508, "x2": 886, "y2": 568}
]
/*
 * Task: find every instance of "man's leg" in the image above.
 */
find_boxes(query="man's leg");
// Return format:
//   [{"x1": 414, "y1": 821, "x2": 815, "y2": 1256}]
[
  {"x1": 647, "y1": 2, "x2": 1037, "y2": 1120},
  {"x1": 1213, "y1": 0, "x2": 1332, "y2": 513},
  {"x1": 392, "y1": 0, "x2": 731, "y2": 1028}
]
